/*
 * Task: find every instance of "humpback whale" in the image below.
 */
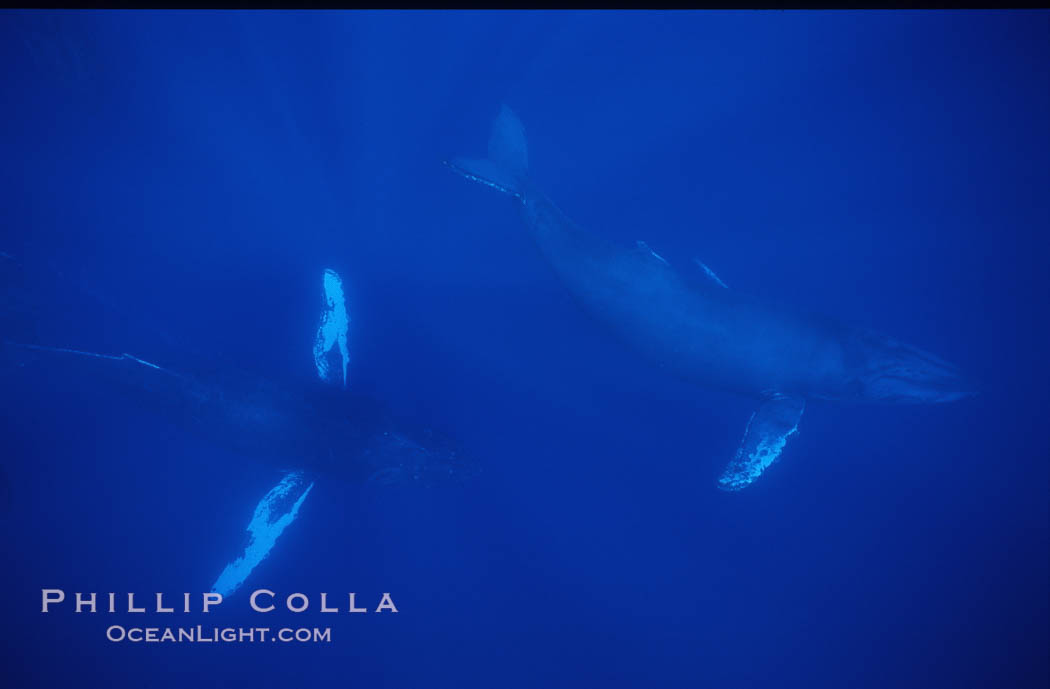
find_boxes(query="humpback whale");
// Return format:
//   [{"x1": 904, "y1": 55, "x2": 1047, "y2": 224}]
[
  {"x1": 2, "y1": 255, "x2": 476, "y2": 593},
  {"x1": 448, "y1": 106, "x2": 972, "y2": 491}
]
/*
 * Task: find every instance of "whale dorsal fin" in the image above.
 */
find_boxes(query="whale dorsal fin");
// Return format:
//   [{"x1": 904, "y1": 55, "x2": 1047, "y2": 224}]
[
  {"x1": 693, "y1": 258, "x2": 728, "y2": 289},
  {"x1": 718, "y1": 394, "x2": 804, "y2": 491}
]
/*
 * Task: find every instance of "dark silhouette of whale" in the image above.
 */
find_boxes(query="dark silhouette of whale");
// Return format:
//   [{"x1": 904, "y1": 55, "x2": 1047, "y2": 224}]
[
  {"x1": 5, "y1": 341, "x2": 469, "y2": 488},
  {"x1": 1, "y1": 253, "x2": 476, "y2": 593},
  {"x1": 1, "y1": 257, "x2": 473, "y2": 490},
  {"x1": 447, "y1": 106, "x2": 972, "y2": 491}
]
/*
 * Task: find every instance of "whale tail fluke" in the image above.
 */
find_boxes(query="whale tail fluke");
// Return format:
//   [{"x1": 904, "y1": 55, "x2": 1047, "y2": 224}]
[
  {"x1": 446, "y1": 104, "x2": 528, "y2": 201},
  {"x1": 487, "y1": 104, "x2": 528, "y2": 176}
]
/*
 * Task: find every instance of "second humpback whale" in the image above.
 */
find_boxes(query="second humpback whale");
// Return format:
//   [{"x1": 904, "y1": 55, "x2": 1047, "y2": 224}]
[
  {"x1": 2, "y1": 255, "x2": 476, "y2": 593},
  {"x1": 448, "y1": 106, "x2": 972, "y2": 491}
]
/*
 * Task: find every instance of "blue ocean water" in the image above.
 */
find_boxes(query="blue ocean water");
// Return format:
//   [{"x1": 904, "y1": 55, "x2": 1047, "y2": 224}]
[{"x1": 1, "y1": 10, "x2": 1047, "y2": 688}]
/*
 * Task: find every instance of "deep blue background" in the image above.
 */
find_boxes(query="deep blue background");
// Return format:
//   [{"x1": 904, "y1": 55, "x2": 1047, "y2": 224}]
[{"x1": 1, "y1": 10, "x2": 1047, "y2": 688}]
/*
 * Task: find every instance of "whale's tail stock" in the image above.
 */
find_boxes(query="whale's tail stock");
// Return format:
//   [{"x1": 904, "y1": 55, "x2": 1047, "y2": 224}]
[{"x1": 445, "y1": 104, "x2": 529, "y2": 201}]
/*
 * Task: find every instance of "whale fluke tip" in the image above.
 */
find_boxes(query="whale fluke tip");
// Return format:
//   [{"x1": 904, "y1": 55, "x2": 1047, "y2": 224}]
[{"x1": 488, "y1": 104, "x2": 528, "y2": 176}]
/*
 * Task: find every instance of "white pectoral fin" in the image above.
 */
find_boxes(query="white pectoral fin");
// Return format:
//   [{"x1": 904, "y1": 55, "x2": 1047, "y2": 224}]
[
  {"x1": 314, "y1": 268, "x2": 350, "y2": 387},
  {"x1": 718, "y1": 394, "x2": 805, "y2": 491},
  {"x1": 211, "y1": 471, "x2": 315, "y2": 597}
]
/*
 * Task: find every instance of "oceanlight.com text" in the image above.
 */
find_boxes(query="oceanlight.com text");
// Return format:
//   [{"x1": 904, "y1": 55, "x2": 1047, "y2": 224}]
[{"x1": 105, "y1": 625, "x2": 332, "y2": 643}]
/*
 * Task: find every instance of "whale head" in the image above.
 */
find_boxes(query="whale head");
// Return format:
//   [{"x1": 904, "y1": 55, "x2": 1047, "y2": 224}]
[
  {"x1": 364, "y1": 427, "x2": 480, "y2": 488},
  {"x1": 846, "y1": 328, "x2": 976, "y2": 404}
]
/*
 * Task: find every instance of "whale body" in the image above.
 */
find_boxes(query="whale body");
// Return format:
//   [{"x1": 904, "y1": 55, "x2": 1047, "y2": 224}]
[
  {"x1": 0, "y1": 255, "x2": 474, "y2": 489},
  {"x1": 448, "y1": 106, "x2": 972, "y2": 490},
  {"x1": 2, "y1": 256, "x2": 477, "y2": 595}
]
